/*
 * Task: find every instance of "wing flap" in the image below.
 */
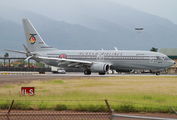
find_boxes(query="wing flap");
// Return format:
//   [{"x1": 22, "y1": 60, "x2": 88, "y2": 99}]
[
  {"x1": 38, "y1": 57, "x2": 93, "y2": 67},
  {"x1": 68, "y1": 63, "x2": 79, "y2": 67}
]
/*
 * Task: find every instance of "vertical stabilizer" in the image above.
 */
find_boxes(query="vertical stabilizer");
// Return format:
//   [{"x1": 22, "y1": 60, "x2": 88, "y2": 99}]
[{"x1": 22, "y1": 19, "x2": 56, "y2": 52}]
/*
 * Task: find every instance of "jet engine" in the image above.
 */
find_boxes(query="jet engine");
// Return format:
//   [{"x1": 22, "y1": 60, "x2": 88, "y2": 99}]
[{"x1": 90, "y1": 63, "x2": 110, "y2": 73}]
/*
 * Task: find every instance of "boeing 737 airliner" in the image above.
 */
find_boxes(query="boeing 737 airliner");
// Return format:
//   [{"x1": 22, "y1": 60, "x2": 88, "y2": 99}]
[{"x1": 5, "y1": 19, "x2": 175, "y2": 75}]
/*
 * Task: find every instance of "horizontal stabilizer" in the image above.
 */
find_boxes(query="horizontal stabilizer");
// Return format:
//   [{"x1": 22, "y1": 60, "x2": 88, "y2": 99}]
[
  {"x1": 24, "y1": 56, "x2": 33, "y2": 61},
  {"x1": 4, "y1": 49, "x2": 27, "y2": 54}
]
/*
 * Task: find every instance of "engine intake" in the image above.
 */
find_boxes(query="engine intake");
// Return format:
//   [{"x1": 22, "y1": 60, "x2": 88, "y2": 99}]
[{"x1": 90, "y1": 63, "x2": 110, "y2": 73}]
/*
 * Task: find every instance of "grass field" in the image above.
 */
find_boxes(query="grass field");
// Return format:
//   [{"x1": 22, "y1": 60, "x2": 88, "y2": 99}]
[{"x1": 0, "y1": 76, "x2": 177, "y2": 113}]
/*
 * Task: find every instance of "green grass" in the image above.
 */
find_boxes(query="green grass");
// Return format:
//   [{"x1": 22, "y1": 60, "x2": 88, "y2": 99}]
[
  {"x1": 0, "y1": 76, "x2": 177, "y2": 113},
  {"x1": 4, "y1": 85, "x2": 14, "y2": 89},
  {"x1": 43, "y1": 79, "x2": 64, "y2": 84}
]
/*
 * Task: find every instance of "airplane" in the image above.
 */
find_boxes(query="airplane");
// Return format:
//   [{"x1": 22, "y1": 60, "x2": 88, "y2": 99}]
[{"x1": 4, "y1": 19, "x2": 176, "y2": 75}]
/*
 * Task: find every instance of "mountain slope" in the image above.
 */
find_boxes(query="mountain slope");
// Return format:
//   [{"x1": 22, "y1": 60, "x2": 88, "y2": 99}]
[
  {"x1": 46, "y1": 0, "x2": 177, "y2": 50},
  {"x1": 0, "y1": 0, "x2": 177, "y2": 57},
  {"x1": 0, "y1": 12, "x2": 130, "y2": 57}
]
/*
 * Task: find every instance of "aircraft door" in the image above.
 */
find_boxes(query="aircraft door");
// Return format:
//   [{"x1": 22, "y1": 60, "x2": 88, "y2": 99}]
[
  {"x1": 149, "y1": 56, "x2": 154, "y2": 63},
  {"x1": 97, "y1": 54, "x2": 104, "y2": 61}
]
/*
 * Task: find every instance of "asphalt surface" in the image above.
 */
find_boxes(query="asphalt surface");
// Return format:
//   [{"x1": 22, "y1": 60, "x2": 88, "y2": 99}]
[
  {"x1": 0, "y1": 72, "x2": 107, "y2": 83},
  {"x1": 0, "y1": 72, "x2": 177, "y2": 83}
]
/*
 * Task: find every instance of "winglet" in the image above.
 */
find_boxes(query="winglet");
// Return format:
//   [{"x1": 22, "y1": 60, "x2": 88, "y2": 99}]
[{"x1": 114, "y1": 47, "x2": 118, "y2": 51}]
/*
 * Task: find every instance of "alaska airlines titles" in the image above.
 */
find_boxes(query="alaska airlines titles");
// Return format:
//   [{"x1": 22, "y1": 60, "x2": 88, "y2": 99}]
[{"x1": 79, "y1": 52, "x2": 123, "y2": 56}]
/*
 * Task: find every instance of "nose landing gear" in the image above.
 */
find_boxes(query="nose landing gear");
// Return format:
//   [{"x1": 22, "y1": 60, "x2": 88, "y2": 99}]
[{"x1": 156, "y1": 72, "x2": 160, "y2": 76}]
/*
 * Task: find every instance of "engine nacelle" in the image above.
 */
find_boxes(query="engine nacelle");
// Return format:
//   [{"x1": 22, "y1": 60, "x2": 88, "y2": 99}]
[{"x1": 90, "y1": 63, "x2": 110, "y2": 73}]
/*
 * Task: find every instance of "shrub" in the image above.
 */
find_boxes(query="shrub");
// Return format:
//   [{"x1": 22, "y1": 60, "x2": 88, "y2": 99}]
[
  {"x1": 55, "y1": 104, "x2": 67, "y2": 111},
  {"x1": 12, "y1": 101, "x2": 33, "y2": 110},
  {"x1": 0, "y1": 102, "x2": 9, "y2": 109},
  {"x1": 115, "y1": 104, "x2": 135, "y2": 112},
  {"x1": 37, "y1": 101, "x2": 47, "y2": 110}
]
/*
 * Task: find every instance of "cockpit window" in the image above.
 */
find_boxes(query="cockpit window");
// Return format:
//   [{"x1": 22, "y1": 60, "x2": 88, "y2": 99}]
[
  {"x1": 164, "y1": 56, "x2": 170, "y2": 60},
  {"x1": 156, "y1": 56, "x2": 170, "y2": 60}
]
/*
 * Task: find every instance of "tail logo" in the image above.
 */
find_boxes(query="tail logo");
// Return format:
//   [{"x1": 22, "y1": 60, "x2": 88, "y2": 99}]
[{"x1": 28, "y1": 33, "x2": 37, "y2": 44}]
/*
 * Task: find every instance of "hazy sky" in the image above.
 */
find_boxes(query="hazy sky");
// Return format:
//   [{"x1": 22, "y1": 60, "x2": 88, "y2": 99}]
[
  {"x1": 110, "y1": 0, "x2": 177, "y2": 24},
  {"x1": 1, "y1": 0, "x2": 177, "y2": 24}
]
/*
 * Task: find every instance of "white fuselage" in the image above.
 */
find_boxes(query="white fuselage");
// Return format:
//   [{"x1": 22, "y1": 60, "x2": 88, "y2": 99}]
[{"x1": 34, "y1": 50, "x2": 175, "y2": 71}]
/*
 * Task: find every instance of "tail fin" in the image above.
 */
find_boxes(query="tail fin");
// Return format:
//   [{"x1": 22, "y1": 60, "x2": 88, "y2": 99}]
[{"x1": 22, "y1": 19, "x2": 57, "y2": 52}]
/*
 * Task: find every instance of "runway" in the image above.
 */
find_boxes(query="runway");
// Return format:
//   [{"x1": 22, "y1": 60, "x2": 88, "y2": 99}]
[
  {"x1": 42, "y1": 72, "x2": 177, "y2": 77},
  {"x1": 0, "y1": 72, "x2": 177, "y2": 83},
  {"x1": 0, "y1": 72, "x2": 106, "y2": 83}
]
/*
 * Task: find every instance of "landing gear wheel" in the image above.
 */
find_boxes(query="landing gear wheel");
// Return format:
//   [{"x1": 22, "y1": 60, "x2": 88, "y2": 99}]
[
  {"x1": 156, "y1": 72, "x2": 160, "y2": 76},
  {"x1": 112, "y1": 70, "x2": 115, "y2": 74},
  {"x1": 99, "y1": 72, "x2": 106, "y2": 75},
  {"x1": 84, "y1": 70, "x2": 91, "y2": 75}
]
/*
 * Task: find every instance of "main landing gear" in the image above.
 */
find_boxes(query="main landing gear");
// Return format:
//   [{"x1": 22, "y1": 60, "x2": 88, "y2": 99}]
[
  {"x1": 84, "y1": 70, "x2": 106, "y2": 75},
  {"x1": 84, "y1": 70, "x2": 91, "y2": 75},
  {"x1": 99, "y1": 72, "x2": 106, "y2": 75}
]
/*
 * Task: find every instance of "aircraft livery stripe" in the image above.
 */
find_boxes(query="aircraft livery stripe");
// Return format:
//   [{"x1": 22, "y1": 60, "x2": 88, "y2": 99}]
[
  {"x1": 46, "y1": 55, "x2": 163, "y2": 61},
  {"x1": 41, "y1": 47, "x2": 53, "y2": 48},
  {"x1": 38, "y1": 42, "x2": 44, "y2": 44}
]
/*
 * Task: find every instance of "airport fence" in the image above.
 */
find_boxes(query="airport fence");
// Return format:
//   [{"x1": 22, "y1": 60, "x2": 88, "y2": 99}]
[
  {"x1": 0, "y1": 67, "x2": 51, "y2": 72},
  {"x1": 0, "y1": 100, "x2": 110, "y2": 120},
  {"x1": 0, "y1": 67, "x2": 83, "y2": 72},
  {"x1": 0, "y1": 100, "x2": 177, "y2": 120}
]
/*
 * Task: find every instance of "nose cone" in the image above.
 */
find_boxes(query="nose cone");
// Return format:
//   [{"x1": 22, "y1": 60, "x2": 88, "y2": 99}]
[
  {"x1": 170, "y1": 60, "x2": 176, "y2": 66},
  {"x1": 166, "y1": 59, "x2": 176, "y2": 68}
]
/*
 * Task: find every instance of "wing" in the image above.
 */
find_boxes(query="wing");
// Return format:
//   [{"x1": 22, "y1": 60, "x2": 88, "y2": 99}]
[{"x1": 38, "y1": 56, "x2": 93, "y2": 68}]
